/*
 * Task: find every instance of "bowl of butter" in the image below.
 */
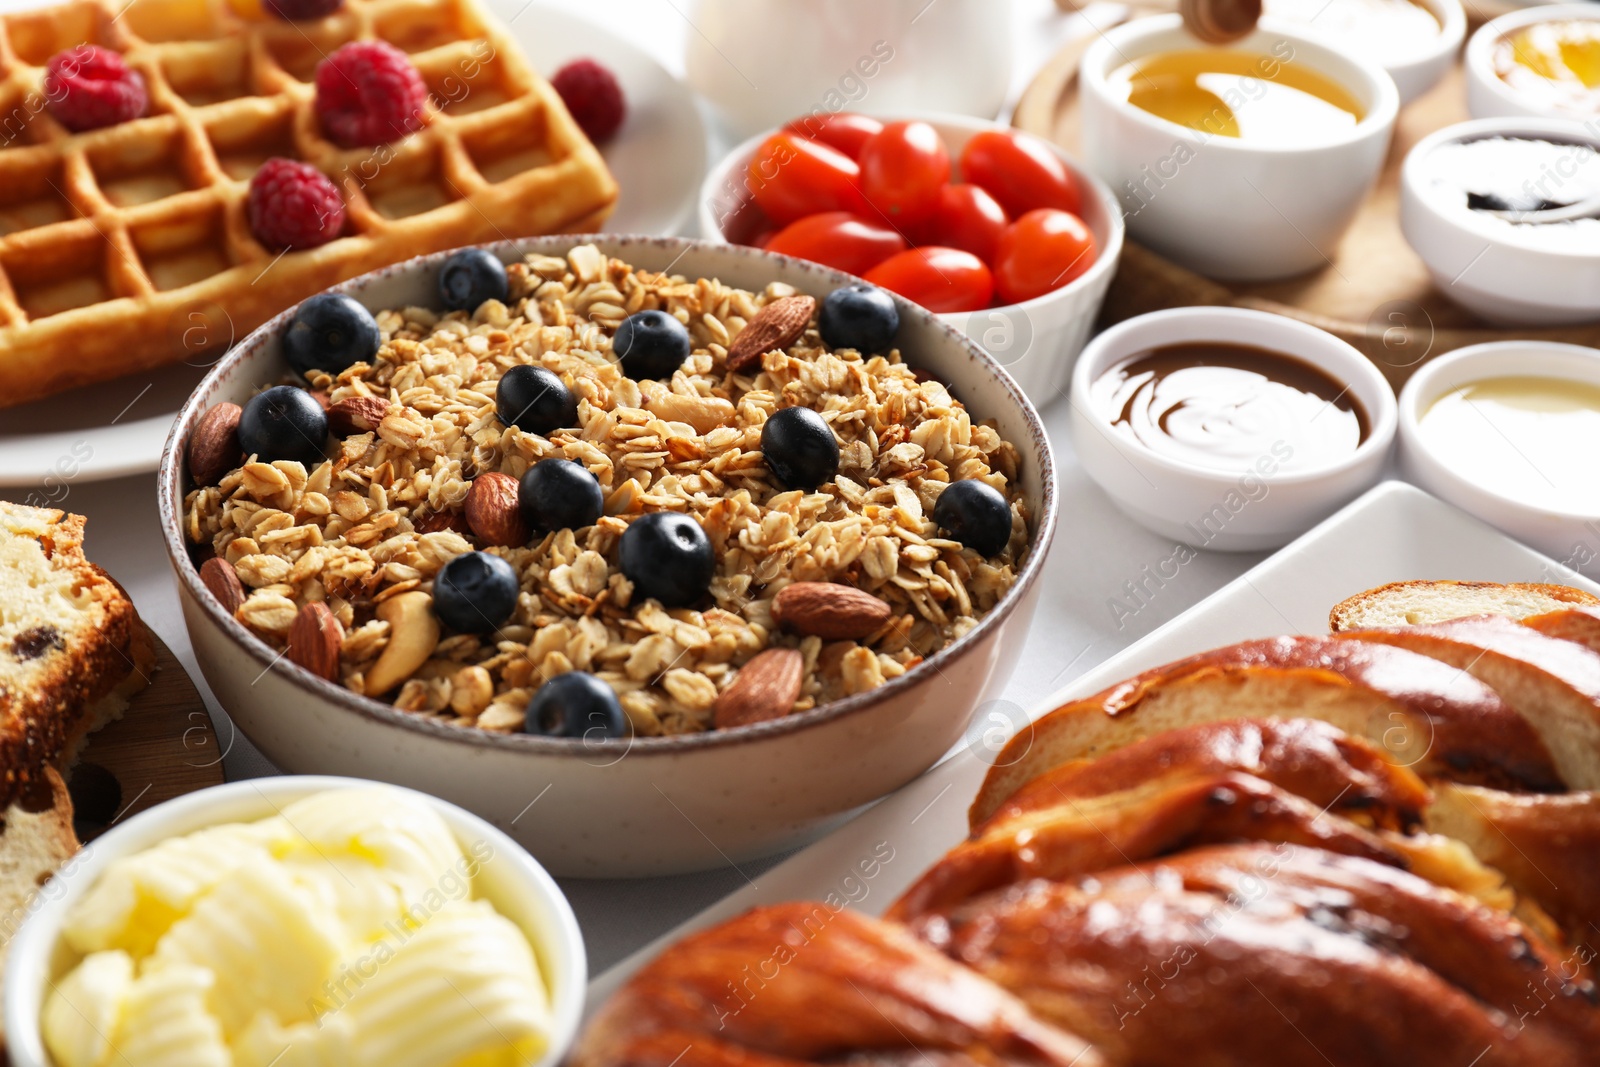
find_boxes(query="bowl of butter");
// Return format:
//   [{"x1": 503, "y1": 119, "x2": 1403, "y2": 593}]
[{"x1": 3, "y1": 777, "x2": 586, "y2": 1067}]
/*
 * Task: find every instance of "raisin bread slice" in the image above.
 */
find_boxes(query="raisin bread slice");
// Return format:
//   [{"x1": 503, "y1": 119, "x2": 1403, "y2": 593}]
[{"x1": 0, "y1": 502, "x2": 153, "y2": 808}]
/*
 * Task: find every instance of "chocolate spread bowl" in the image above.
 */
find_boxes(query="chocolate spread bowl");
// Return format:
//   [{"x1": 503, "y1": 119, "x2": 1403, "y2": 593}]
[{"x1": 156, "y1": 235, "x2": 1058, "y2": 878}]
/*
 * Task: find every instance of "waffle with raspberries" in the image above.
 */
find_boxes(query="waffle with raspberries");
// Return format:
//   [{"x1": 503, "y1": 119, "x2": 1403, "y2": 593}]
[{"x1": 0, "y1": 0, "x2": 617, "y2": 408}]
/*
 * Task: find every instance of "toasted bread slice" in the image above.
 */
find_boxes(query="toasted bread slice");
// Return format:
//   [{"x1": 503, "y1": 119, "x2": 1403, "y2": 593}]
[
  {"x1": 0, "y1": 502, "x2": 151, "y2": 809},
  {"x1": 969, "y1": 636, "x2": 1561, "y2": 827},
  {"x1": 1425, "y1": 783, "x2": 1600, "y2": 956},
  {"x1": 1336, "y1": 617, "x2": 1600, "y2": 791},
  {"x1": 1329, "y1": 580, "x2": 1599, "y2": 632}
]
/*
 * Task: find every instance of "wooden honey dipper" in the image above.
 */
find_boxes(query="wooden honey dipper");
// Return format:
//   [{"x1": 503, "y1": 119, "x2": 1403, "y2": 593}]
[{"x1": 1179, "y1": 0, "x2": 1262, "y2": 42}]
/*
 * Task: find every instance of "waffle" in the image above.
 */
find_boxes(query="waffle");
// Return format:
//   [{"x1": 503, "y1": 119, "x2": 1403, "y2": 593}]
[{"x1": 0, "y1": 0, "x2": 618, "y2": 408}]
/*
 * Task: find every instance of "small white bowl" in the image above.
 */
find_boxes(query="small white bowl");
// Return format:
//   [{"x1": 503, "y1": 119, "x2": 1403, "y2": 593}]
[
  {"x1": 1400, "y1": 341, "x2": 1600, "y2": 562},
  {"x1": 1069, "y1": 307, "x2": 1398, "y2": 551},
  {"x1": 1079, "y1": 14, "x2": 1399, "y2": 282},
  {"x1": 1400, "y1": 117, "x2": 1600, "y2": 326},
  {"x1": 1265, "y1": 0, "x2": 1466, "y2": 104},
  {"x1": 4, "y1": 776, "x2": 586, "y2": 1067},
  {"x1": 698, "y1": 112, "x2": 1125, "y2": 408},
  {"x1": 1466, "y1": 4, "x2": 1600, "y2": 120}
]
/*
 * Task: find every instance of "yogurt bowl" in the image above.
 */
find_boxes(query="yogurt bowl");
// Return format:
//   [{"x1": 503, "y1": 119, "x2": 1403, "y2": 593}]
[
  {"x1": 1400, "y1": 117, "x2": 1600, "y2": 326},
  {"x1": 4, "y1": 776, "x2": 586, "y2": 1067},
  {"x1": 1080, "y1": 13, "x2": 1399, "y2": 282},
  {"x1": 1400, "y1": 340, "x2": 1600, "y2": 564},
  {"x1": 1069, "y1": 306, "x2": 1397, "y2": 551}
]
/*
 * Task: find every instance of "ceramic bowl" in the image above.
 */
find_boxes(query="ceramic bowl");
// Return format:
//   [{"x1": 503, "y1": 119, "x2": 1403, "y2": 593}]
[
  {"x1": 1069, "y1": 306, "x2": 1397, "y2": 551},
  {"x1": 1079, "y1": 13, "x2": 1399, "y2": 282},
  {"x1": 4, "y1": 776, "x2": 586, "y2": 1067},
  {"x1": 1466, "y1": 4, "x2": 1600, "y2": 120},
  {"x1": 698, "y1": 112, "x2": 1125, "y2": 409},
  {"x1": 1399, "y1": 340, "x2": 1600, "y2": 564},
  {"x1": 1400, "y1": 117, "x2": 1600, "y2": 326},
  {"x1": 156, "y1": 235, "x2": 1058, "y2": 878},
  {"x1": 1265, "y1": 0, "x2": 1465, "y2": 104}
]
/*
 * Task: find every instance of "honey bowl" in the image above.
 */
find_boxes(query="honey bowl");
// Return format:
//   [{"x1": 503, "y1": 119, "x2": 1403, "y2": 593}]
[
  {"x1": 1466, "y1": 4, "x2": 1600, "y2": 121},
  {"x1": 1079, "y1": 13, "x2": 1399, "y2": 282}
]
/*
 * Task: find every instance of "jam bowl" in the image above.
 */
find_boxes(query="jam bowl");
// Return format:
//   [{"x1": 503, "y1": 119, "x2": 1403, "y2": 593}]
[{"x1": 1068, "y1": 306, "x2": 1398, "y2": 551}]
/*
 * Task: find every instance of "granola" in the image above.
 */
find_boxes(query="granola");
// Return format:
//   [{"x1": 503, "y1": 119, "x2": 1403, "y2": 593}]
[{"x1": 184, "y1": 245, "x2": 1030, "y2": 737}]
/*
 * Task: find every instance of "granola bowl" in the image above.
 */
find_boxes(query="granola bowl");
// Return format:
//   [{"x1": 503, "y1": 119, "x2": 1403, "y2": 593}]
[{"x1": 157, "y1": 235, "x2": 1057, "y2": 877}]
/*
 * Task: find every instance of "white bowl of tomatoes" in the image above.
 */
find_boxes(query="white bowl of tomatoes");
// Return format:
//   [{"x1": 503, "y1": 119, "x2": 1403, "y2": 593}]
[{"x1": 698, "y1": 112, "x2": 1125, "y2": 407}]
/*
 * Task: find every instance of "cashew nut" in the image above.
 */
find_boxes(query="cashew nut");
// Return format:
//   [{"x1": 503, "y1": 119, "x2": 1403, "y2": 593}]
[
  {"x1": 640, "y1": 381, "x2": 735, "y2": 434},
  {"x1": 364, "y1": 591, "x2": 440, "y2": 696}
]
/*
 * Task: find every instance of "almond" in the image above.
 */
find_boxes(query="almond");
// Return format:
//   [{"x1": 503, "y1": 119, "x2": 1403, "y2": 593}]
[
  {"x1": 715, "y1": 648, "x2": 804, "y2": 729},
  {"x1": 187, "y1": 402, "x2": 242, "y2": 487},
  {"x1": 415, "y1": 510, "x2": 473, "y2": 536},
  {"x1": 327, "y1": 395, "x2": 391, "y2": 436},
  {"x1": 773, "y1": 582, "x2": 893, "y2": 640},
  {"x1": 465, "y1": 472, "x2": 529, "y2": 547},
  {"x1": 199, "y1": 557, "x2": 245, "y2": 616},
  {"x1": 726, "y1": 295, "x2": 816, "y2": 374},
  {"x1": 287, "y1": 601, "x2": 343, "y2": 681}
]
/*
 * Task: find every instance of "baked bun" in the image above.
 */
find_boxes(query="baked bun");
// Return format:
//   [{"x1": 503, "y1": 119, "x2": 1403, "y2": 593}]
[{"x1": 1329, "y1": 580, "x2": 1599, "y2": 631}]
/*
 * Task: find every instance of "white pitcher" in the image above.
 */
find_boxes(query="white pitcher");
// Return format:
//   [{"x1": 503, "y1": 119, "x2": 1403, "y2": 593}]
[{"x1": 685, "y1": 0, "x2": 1014, "y2": 139}]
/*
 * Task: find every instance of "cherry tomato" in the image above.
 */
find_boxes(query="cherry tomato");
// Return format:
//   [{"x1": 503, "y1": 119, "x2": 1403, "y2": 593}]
[
  {"x1": 932, "y1": 184, "x2": 1009, "y2": 264},
  {"x1": 858, "y1": 120, "x2": 951, "y2": 228},
  {"x1": 783, "y1": 112, "x2": 884, "y2": 159},
  {"x1": 865, "y1": 246, "x2": 993, "y2": 314},
  {"x1": 960, "y1": 129, "x2": 1082, "y2": 219},
  {"x1": 764, "y1": 212, "x2": 907, "y2": 276},
  {"x1": 993, "y1": 208, "x2": 1097, "y2": 305},
  {"x1": 748, "y1": 132, "x2": 870, "y2": 225}
]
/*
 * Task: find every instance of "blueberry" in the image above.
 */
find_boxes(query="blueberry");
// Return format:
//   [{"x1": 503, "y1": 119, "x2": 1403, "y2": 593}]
[
  {"x1": 523, "y1": 671, "x2": 626, "y2": 739},
  {"x1": 438, "y1": 248, "x2": 509, "y2": 312},
  {"x1": 497, "y1": 365, "x2": 577, "y2": 436},
  {"x1": 932, "y1": 479, "x2": 1012, "y2": 557},
  {"x1": 614, "y1": 309, "x2": 690, "y2": 379},
  {"x1": 819, "y1": 283, "x2": 899, "y2": 354},
  {"x1": 760, "y1": 406, "x2": 838, "y2": 489},
  {"x1": 518, "y1": 458, "x2": 603, "y2": 532},
  {"x1": 433, "y1": 551, "x2": 520, "y2": 633},
  {"x1": 238, "y1": 385, "x2": 328, "y2": 467},
  {"x1": 282, "y1": 293, "x2": 381, "y2": 379},
  {"x1": 619, "y1": 512, "x2": 714, "y2": 607}
]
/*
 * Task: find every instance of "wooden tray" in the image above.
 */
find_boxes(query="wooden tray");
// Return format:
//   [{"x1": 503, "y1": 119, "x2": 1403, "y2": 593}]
[
  {"x1": 69, "y1": 630, "x2": 225, "y2": 840},
  {"x1": 1014, "y1": 11, "x2": 1600, "y2": 389}
]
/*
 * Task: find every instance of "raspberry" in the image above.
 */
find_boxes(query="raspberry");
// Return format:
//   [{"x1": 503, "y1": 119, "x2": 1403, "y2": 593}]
[
  {"x1": 264, "y1": 0, "x2": 343, "y2": 19},
  {"x1": 314, "y1": 41, "x2": 428, "y2": 148},
  {"x1": 44, "y1": 45, "x2": 148, "y2": 132},
  {"x1": 551, "y1": 58, "x2": 625, "y2": 145},
  {"x1": 247, "y1": 158, "x2": 345, "y2": 250}
]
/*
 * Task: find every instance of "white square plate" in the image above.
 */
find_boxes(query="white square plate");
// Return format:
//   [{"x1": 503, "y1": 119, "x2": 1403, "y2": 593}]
[{"x1": 585, "y1": 479, "x2": 1600, "y2": 1010}]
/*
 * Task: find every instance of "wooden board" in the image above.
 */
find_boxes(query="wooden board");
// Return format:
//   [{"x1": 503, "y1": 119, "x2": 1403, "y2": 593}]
[
  {"x1": 1014, "y1": 8, "x2": 1600, "y2": 390},
  {"x1": 68, "y1": 629, "x2": 226, "y2": 839}
]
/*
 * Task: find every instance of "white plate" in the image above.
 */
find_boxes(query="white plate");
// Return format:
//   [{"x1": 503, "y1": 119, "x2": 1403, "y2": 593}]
[
  {"x1": 492, "y1": 2, "x2": 707, "y2": 237},
  {"x1": 0, "y1": 1, "x2": 704, "y2": 487},
  {"x1": 585, "y1": 479, "x2": 1600, "y2": 1011}
]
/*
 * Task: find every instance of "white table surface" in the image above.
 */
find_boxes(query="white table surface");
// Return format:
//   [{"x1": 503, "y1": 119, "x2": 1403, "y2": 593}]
[{"x1": 1, "y1": 0, "x2": 1279, "y2": 975}]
